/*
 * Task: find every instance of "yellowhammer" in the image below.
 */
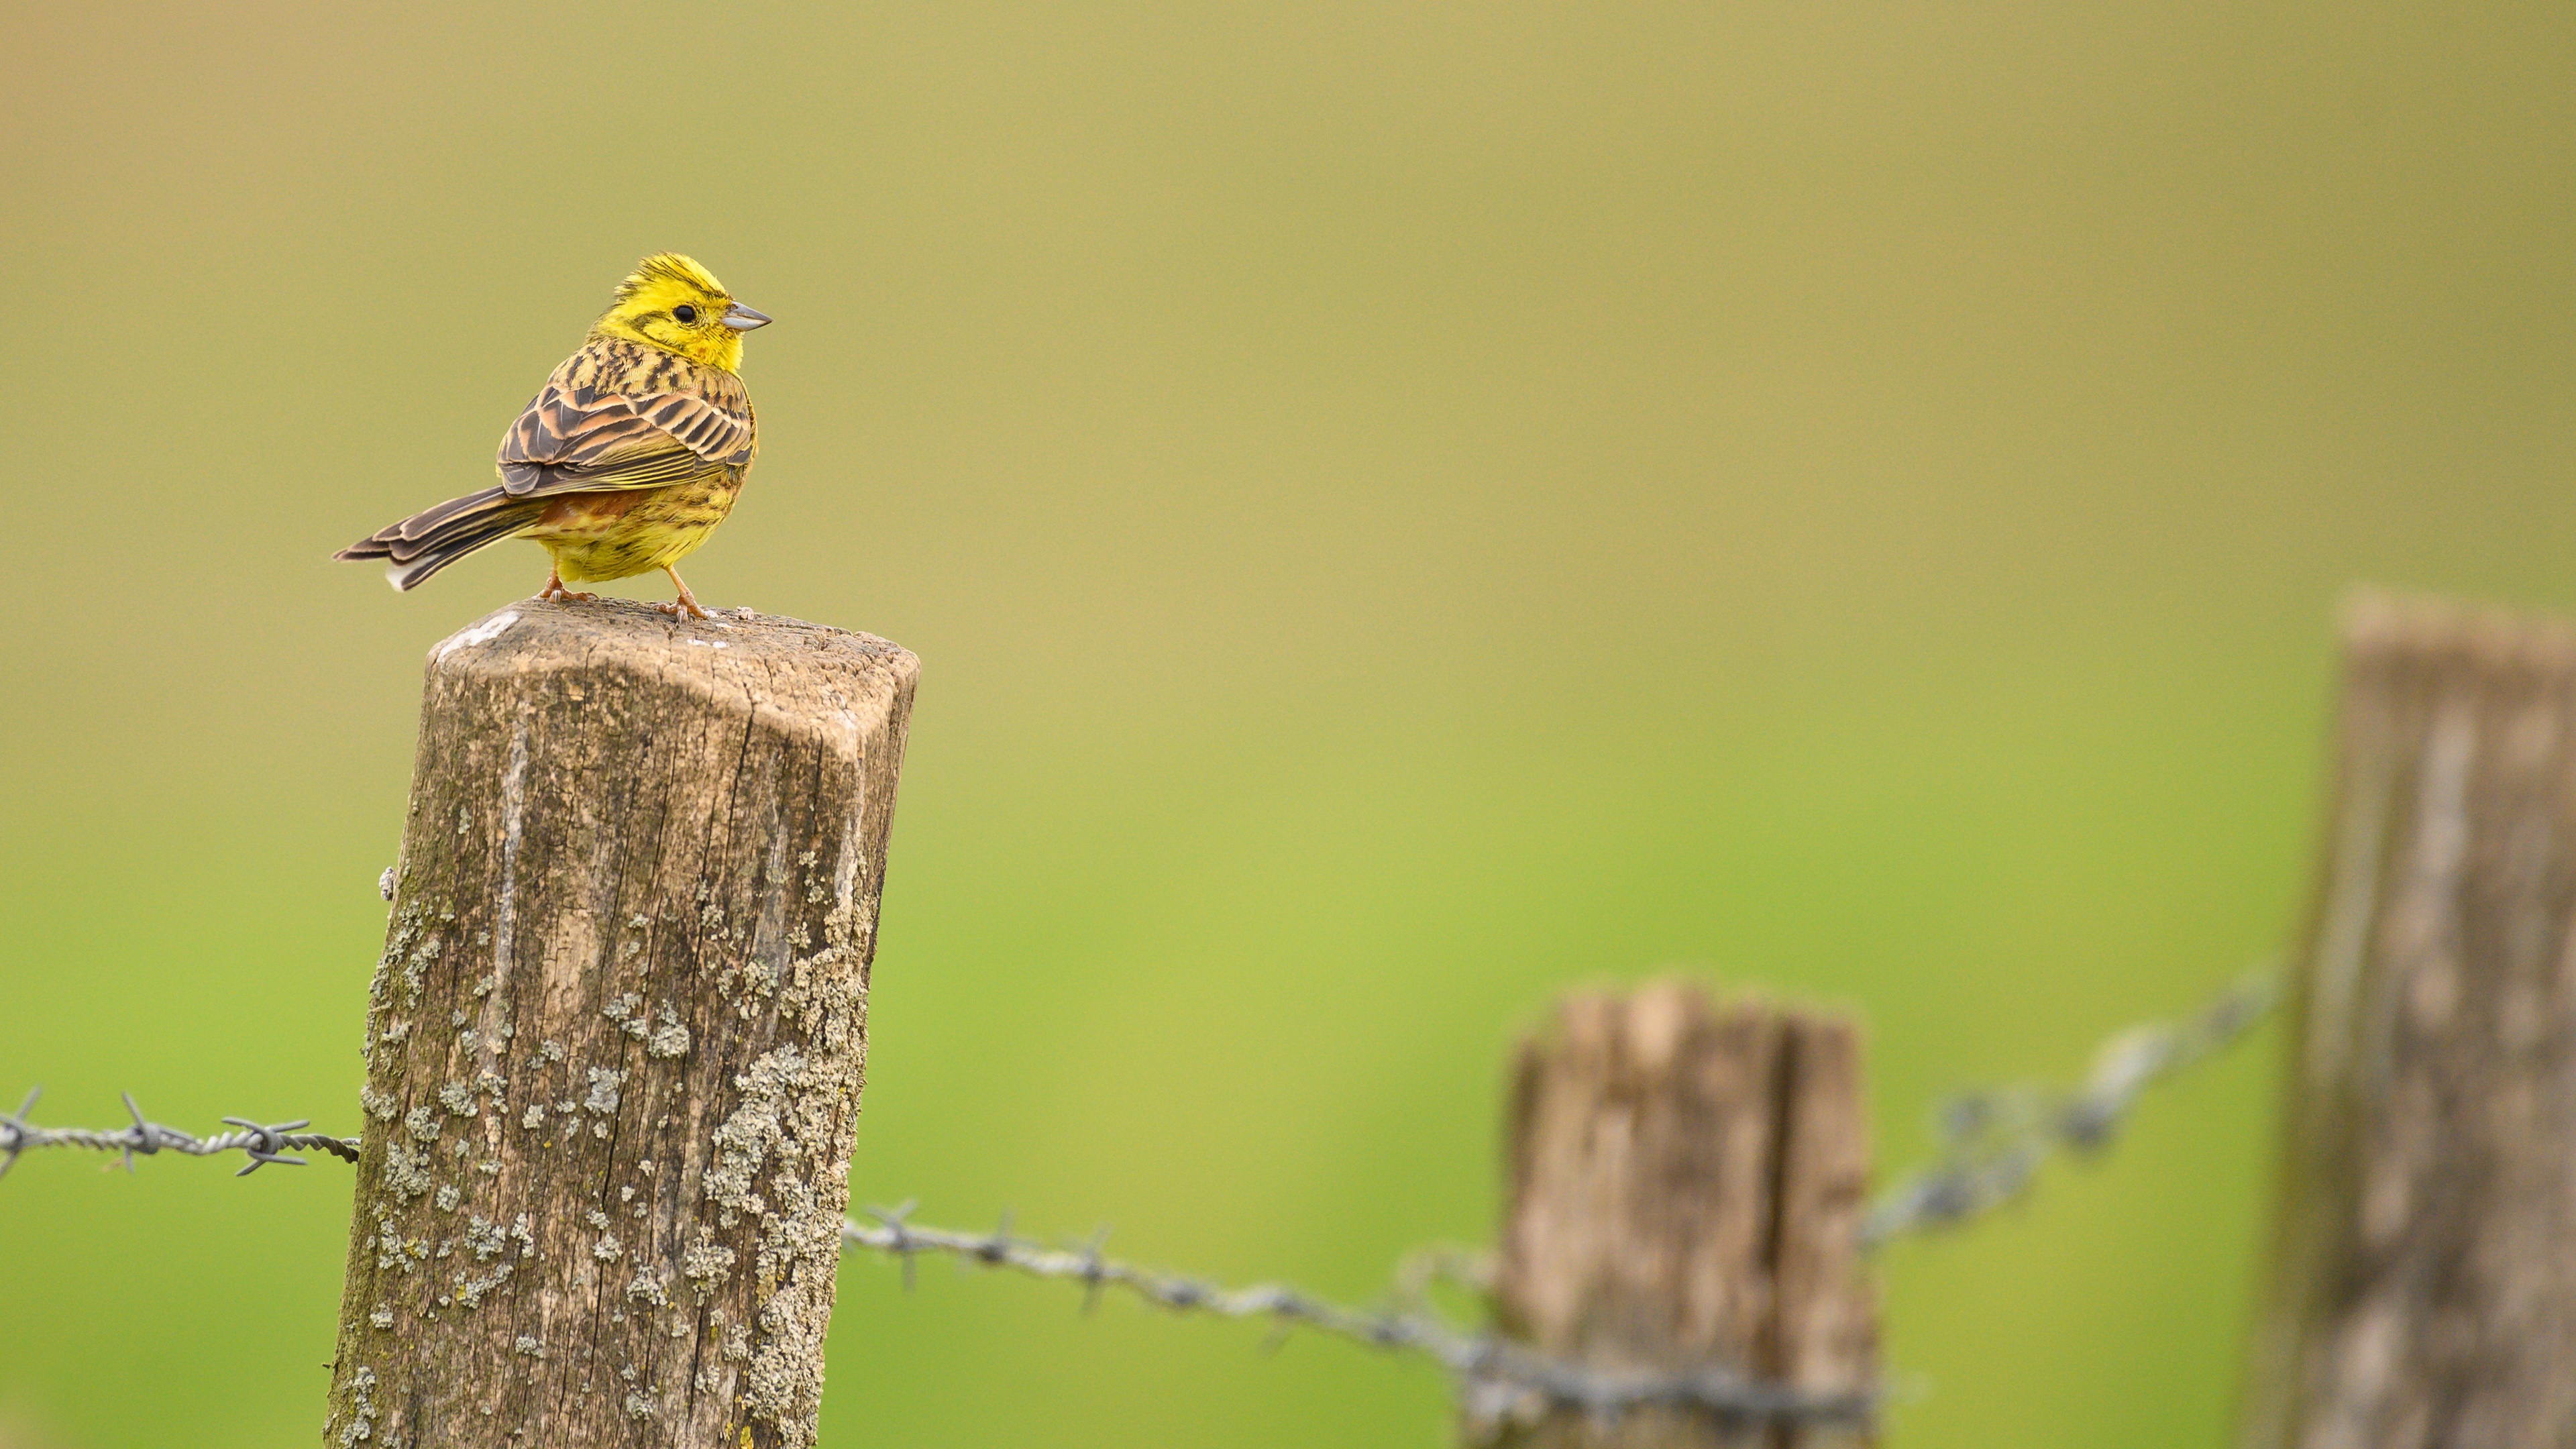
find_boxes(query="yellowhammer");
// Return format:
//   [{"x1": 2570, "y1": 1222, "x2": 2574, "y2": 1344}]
[{"x1": 337, "y1": 253, "x2": 769, "y2": 620}]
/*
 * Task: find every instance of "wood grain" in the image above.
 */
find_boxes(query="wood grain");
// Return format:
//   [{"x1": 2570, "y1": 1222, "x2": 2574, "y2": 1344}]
[
  {"x1": 321, "y1": 598, "x2": 916, "y2": 1449},
  {"x1": 1488, "y1": 982, "x2": 1875, "y2": 1448}
]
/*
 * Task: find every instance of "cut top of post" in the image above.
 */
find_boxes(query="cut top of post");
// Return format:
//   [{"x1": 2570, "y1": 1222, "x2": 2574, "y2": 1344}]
[
  {"x1": 2341, "y1": 586, "x2": 2576, "y2": 676},
  {"x1": 427, "y1": 598, "x2": 918, "y2": 759}
]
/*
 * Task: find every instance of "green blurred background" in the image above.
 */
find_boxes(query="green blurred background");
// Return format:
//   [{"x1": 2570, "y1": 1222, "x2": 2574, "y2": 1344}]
[{"x1": 4, "y1": 1, "x2": 2571, "y2": 1444}]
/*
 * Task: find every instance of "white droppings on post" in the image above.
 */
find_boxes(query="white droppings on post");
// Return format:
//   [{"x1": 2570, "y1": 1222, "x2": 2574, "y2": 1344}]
[
  {"x1": 832, "y1": 817, "x2": 863, "y2": 919},
  {"x1": 475, "y1": 718, "x2": 532, "y2": 1083},
  {"x1": 433, "y1": 611, "x2": 521, "y2": 663}
]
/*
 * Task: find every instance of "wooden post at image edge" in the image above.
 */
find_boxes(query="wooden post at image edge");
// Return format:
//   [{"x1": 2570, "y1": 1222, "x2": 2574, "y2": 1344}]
[
  {"x1": 2243, "y1": 592, "x2": 2576, "y2": 1448},
  {"x1": 321, "y1": 598, "x2": 916, "y2": 1449},
  {"x1": 1483, "y1": 981, "x2": 1878, "y2": 1448}
]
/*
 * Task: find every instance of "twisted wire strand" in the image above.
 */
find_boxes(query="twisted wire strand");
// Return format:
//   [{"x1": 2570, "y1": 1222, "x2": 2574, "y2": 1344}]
[
  {"x1": 840, "y1": 1203, "x2": 1876, "y2": 1429},
  {"x1": 0, "y1": 1095, "x2": 1876, "y2": 1425},
  {"x1": 0, "y1": 967, "x2": 2284, "y2": 1427},
  {"x1": 1860, "y1": 967, "x2": 2281, "y2": 1246},
  {"x1": 0, "y1": 1088, "x2": 362, "y2": 1179}
]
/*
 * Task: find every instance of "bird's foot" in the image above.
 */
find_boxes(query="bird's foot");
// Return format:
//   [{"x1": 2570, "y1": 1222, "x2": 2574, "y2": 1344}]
[
  {"x1": 535, "y1": 582, "x2": 598, "y2": 604},
  {"x1": 655, "y1": 566, "x2": 708, "y2": 621}
]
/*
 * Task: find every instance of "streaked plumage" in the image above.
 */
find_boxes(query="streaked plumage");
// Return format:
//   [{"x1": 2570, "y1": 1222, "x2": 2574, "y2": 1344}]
[{"x1": 337, "y1": 254, "x2": 769, "y2": 619}]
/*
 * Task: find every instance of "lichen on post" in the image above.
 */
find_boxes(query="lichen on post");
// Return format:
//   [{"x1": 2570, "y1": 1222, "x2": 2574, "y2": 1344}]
[{"x1": 322, "y1": 598, "x2": 916, "y2": 1449}]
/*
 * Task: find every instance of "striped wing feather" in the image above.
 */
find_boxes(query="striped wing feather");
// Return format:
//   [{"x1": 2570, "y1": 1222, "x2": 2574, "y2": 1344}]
[
  {"x1": 498, "y1": 339, "x2": 755, "y2": 497},
  {"x1": 334, "y1": 337, "x2": 757, "y2": 590}
]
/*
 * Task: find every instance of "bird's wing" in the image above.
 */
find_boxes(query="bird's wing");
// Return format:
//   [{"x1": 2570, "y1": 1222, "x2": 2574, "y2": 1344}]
[{"x1": 496, "y1": 348, "x2": 755, "y2": 497}]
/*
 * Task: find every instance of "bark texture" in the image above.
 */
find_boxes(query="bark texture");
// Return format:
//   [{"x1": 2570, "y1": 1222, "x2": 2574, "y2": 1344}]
[
  {"x1": 2243, "y1": 592, "x2": 2576, "y2": 1449},
  {"x1": 322, "y1": 598, "x2": 916, "y2": 1449},
  {"x1": 1488, "y1": 982, "x2": 1876, "y2": 1448}
]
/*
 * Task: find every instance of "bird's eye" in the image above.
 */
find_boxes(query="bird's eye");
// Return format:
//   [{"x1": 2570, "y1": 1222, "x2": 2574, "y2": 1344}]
[{"x1": 673, "y1": 305, "x2": 698, "y2": 325}]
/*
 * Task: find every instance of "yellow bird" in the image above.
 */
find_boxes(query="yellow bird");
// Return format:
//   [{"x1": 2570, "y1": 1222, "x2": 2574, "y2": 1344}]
[{"x1": 337, "y1": 254, "x2": 769, "y2": 619}]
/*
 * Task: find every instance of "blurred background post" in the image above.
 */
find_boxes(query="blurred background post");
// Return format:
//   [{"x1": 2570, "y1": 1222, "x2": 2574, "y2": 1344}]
[
  {"x1": 4, "y1": 2, "x2": 2571, "y2": 1446},
  {"x1": 1489, "y1": 985, "x2": 1873, "y2": 1448},
  {"x1": 2243, "y1": 596, "x2": 2576, "y2": 1448}
]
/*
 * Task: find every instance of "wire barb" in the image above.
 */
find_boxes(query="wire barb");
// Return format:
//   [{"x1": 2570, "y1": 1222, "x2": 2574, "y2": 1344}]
[
  {"x1": 835, "y1": 1211, "x2": 1880, "y2": 1430},
  {"x1": 0, "y1": 1087, "x2": 362, "y2": 1180}
]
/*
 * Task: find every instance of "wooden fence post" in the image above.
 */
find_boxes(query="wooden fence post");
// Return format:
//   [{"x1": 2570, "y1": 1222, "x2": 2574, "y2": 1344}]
[
  {"x1": 2242, "y1": 593, "x2": 2576, "y2": 1448},
  {"x1": 321, "y1": 600, "x2": 917, "y2": 1449},
  {"x1": 1485, "y1": 981, "x2": 1876, "y2": 1448}
]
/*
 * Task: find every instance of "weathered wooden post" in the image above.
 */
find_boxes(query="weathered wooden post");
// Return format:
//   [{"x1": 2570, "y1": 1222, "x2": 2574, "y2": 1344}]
[
  {"x1": 322, "y1": 599, "x2": 916, "y2": 1449},
  {"x1": 2242, "y1": 593, "x2": 2576, "y2": 1448},
  {"x1": 1485, "y1": 981, "x2": 1876, "y2": 1448}
]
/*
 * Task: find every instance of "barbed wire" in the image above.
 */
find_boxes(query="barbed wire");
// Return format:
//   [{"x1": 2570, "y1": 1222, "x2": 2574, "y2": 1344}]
[
  {"x1": 0, "y1": 1088, "x2": 362, "y2": 1179},
  {"x1": 824, "y1": 967, "x2": 2286, "y2": 1425},
  {"x1": 1860, "y1": 967, "x2": 2282, "y2": 1246},
  {"x1": 0, "y1": 967, "x2": 2282, "y2": 1428},
  {"x1": 0, "y1": 1088, "x2": 1876, "y2": 1426},
  {"x1": 840, "y1": 1202, "x2": 1875, "y2": 1430}
]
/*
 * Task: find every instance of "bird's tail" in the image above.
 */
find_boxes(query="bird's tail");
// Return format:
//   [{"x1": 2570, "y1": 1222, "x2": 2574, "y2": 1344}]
[{"x1": 335, "y1": 487, "x2": 548, "y2": 592}]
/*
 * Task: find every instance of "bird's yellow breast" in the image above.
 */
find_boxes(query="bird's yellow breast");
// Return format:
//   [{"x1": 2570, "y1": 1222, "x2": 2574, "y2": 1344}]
[{"x1": 523, "y1": 473, "x2": 747, "y2": 584}]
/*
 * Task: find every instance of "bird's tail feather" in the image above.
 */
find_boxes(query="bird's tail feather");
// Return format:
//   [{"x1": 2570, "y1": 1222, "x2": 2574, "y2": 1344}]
[{"x1": 335, "y1": 486, "x2": 548, "y2": 592}]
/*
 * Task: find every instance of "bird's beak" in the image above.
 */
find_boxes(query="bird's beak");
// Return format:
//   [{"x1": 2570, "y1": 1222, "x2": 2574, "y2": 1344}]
[{"x1": 720, "y1": 303, "x2": 773, "y2": 331}]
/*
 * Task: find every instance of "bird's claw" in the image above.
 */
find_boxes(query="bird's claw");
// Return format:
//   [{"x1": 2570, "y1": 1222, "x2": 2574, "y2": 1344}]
[
  {"x1": 651, "y1": 599, "x2": 710, "y2": 621},
  {"x1": 536, "y1": 584, "x2": 598, "y2": 604}
]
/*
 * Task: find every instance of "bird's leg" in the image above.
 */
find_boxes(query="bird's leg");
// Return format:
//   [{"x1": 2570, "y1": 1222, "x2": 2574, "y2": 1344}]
[
  {"x1": 652, "y1": 566, "x2": 710, "y2": 621},
  {"x1": 534, "y1": 564, "x2": 596, "y2": 604}
]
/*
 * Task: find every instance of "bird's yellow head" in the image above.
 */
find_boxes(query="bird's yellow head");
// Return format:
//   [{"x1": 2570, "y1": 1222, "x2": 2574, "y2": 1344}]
[{"x1": 590, "y1": 253, "x2": 771, "y2": 372}]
